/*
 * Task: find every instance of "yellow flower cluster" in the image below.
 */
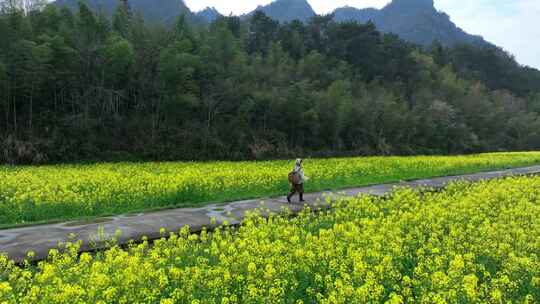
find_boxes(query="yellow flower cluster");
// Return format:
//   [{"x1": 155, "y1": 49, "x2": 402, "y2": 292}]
[
  {"x1": 1, "y1": 152, "x2": 540, "y2": 226},
  {"x1": 1, "y1": 175, "x2": 539, "y2": 303}
]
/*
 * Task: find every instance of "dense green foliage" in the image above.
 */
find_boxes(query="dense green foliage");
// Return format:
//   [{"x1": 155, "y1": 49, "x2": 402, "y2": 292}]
[
  {"x1": 1, "y1": 1, "x2": 540, "y2": 163},
  {"x1": 2, "y1": 176, "x2": 540, "y2": 303},
  {"x1": 431, "y1": 41, "x2": 540, "y2": 98},
  {"x1": 2, "y1": 152, "x2": 540, "y2": 227}
]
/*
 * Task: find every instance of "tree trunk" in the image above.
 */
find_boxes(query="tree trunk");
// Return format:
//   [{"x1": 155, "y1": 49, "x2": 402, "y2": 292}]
[
  {"x1": 29, "y1": 78, "x2": 35, "y2": 132},
  {"x1": 12, "y1": 96, "x2": 17, "y2": 136},
  {"x1": 3, "y1": 81, "x2": 10, "y2": 132}
]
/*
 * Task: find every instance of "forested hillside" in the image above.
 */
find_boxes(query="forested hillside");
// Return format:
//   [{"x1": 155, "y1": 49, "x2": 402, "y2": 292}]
[
  {"x1": 53, "y1": 0, "x2": 193, "y2": 23},
  {"x1": 1, "y1": 1, "x2": 540, "y2": 164}
]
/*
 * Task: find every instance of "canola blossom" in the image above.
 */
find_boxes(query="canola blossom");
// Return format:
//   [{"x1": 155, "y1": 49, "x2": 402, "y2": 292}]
[
  {"x1": 2, "y1": 152, "x2": 540, "y2": 226},
  {"x1": 1, "y1": 176, "x2": 539, "y2": 303}
]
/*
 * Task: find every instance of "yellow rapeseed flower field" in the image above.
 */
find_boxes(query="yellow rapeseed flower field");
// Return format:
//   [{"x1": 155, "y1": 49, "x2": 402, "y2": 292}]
[
  {"x1": 1, "y1": 175, "x2": 539, "y2": 303},
  {"x1": 2, "y1": 152, "x2": 540, "y2": 226}
]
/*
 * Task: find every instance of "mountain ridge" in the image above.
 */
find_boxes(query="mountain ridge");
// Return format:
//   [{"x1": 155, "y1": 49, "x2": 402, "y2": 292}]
[
  {"x1": 52, "y1": 0, "x2": 487, "y2": 47},
  {"x1": 333, "y1": 0, "x2": 486, "y2": 47},
  {"x1": 242, "y1": 0, "x2": 316, "y2": 23},
  {"x1": 195, "y1": 6, "x2": 222, "y2": 23},
  {"x1": 53, "y1": 0, "x2": 193, "y2": 23},
  {"x1": 239, "y1": 0, "x2": 487, "y2": 47}
]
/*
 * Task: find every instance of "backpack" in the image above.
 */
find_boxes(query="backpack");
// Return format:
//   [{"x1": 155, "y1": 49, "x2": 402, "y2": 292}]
[{"x1": 288, "y1": 171, "x2": 300, "y2": 184}]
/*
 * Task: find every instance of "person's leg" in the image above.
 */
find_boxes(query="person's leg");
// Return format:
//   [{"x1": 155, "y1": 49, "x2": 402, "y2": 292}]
[
  {"x1": 287, "y1": 185, "x2": 296, "y2": 203},
  {"x1": 298, "y1": 183, "x2": 305, "y2": 202}
]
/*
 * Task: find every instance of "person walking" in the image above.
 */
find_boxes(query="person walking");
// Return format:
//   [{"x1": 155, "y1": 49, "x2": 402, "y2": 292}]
[{"x1": 287, "y1": 158, "x2": 307, "y2": 203}]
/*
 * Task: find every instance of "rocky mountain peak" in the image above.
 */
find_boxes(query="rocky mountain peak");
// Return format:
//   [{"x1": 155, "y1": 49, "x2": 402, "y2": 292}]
[
  {"x1": 251, "y1": 0, "x2": 316, "y2": 23},
  {"x1": 196, "y1": 6, "x2": 221, "y2": 23}
]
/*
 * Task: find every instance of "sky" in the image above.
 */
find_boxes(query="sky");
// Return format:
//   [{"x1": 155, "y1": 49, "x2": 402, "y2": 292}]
[{"x1": 184, "y1": 0, "x2": 540, "y2": 70}]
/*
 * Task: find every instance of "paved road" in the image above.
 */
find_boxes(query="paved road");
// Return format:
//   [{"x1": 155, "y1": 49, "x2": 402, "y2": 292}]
[{"x1": 2, "y1": 165, "x2": 540, "y2": 263}]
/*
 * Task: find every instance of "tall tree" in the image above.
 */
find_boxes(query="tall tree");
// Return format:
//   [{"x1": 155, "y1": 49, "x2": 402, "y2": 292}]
[
  {"x1": 246, "y1": 11, "x2": 278, "y2": 55},
  {"x1": 112, "y1": 0, "x2": 131, "y2": 38}
]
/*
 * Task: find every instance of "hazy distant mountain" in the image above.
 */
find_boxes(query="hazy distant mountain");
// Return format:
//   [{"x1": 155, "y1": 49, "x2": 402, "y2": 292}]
[
  {"x1": 333, "y1": 6, "x2": 378, "y2": 24},
  {"x1": 333, "y1": 0, "x2": 486, "y2": 46},
  {"x1": 246, "y1": 0, "x2": 316, "y2": 23},
  {"x1": 54, "y1": 0, "x2": 487, "y2": 47},
  {"x1": 54, "y1": 0, "x2": 193, "y2": 23},
  {"x1": 195, "y1": 7, "x2": 222, "y2": 23}
]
